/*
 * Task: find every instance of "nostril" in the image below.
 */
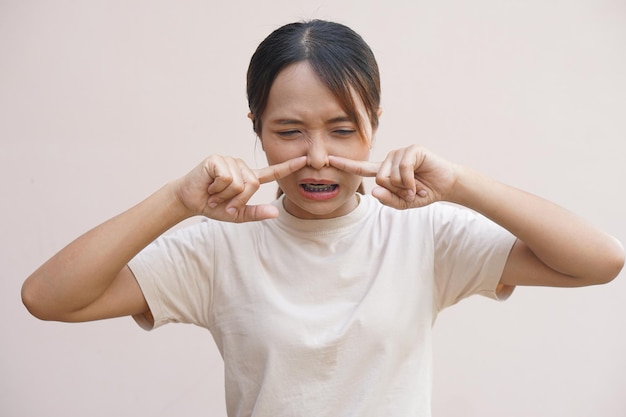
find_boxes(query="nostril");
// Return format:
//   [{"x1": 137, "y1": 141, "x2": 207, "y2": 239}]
[{"x1": 306, "y1": 155, "x2": 330, "y2": 169}]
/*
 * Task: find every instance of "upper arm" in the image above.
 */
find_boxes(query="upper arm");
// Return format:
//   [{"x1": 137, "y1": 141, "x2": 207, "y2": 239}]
[
  {"x1": 63, "y1": 266, "x2": 150, "y2": 323},
  {"x1": 500, "y1": 239, "x2": 586, "y2": 288}
]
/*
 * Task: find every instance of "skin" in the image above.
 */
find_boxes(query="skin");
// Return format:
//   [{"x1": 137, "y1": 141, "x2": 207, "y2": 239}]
[
  {"x1": 21, "y1": 60, "x2": 624, "y2": 325},
  {"x1": 256, "y1": 62, "x2": 374, "y2": 219}
]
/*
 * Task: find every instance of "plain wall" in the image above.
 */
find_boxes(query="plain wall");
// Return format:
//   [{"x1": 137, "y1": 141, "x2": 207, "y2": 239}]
[{"x1": 2, "y1": 1, "x2": 625, "y2": 416}]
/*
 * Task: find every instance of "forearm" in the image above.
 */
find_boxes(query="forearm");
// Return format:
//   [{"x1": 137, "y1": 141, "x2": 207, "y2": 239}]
[
  {"x1": 22, "y1": 182, "x2": 191, "y2": 318},
  {"x1": 448, "y1": 165, "x2": 624, "y2": 284}
]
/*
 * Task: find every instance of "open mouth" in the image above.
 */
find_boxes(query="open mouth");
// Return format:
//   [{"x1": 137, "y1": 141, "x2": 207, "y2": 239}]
[{"x1": 300, "y1": 183, "x2": 338, "y2": 192}]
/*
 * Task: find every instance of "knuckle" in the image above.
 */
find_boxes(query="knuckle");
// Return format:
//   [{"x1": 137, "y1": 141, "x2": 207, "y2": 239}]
[
  {"x1": 218, "y1": 172, "x2": 234, "y2": 184},
  {"x1": 206, "y1": 154, "x2": 223, "y2": 166},
  {"x1": 249, "y1": 177, "x2": 261, "y2": 189},
  {"x1": 230, "y1": 181, "x2": 245, "y2": 194},
  {"x1": 399, "y1": 160, "x2": 413, "y2": 171},
  {"x1": 390, "y1": 171, "x2": 403, "y2": 181}
]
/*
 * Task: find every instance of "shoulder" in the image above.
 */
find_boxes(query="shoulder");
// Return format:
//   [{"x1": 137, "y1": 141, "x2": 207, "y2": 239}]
[
  {"x1": 364, "y1": 194, "x2": 451, "y2": 224},
  {"x1": 364, "y1": 197, "x2": 506, "y2": 241},
  {"x1": 140, "y1": 218, "x2": 267, "y2": 257}
]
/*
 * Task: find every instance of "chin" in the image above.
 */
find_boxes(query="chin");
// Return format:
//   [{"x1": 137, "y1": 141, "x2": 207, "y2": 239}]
[{"x1": 282, "y1": 189, "x2": 357, "y2": 219}]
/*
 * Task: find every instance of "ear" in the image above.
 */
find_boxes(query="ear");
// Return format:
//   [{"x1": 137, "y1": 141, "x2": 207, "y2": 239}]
[
  {"x1": 371, "y1": 107, "x2": 383, "y2": 134},
  {"x1": 248, "y1": 112, "x2": 265, "y2": 151},
  {"x1": 369, "y1": 107, "x2": 383, "y2": 148}
]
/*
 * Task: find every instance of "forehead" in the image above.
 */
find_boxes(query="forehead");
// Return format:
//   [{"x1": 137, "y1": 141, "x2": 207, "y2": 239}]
[{"x1": 263, "y1": 62, "x2": 345, "y2": 119}]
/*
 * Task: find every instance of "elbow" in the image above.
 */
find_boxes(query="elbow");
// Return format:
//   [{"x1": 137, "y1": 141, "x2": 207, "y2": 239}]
[
  {"x1": 21, "y1": 279, "x2": 46, "y2": 321},
  {"x1": 21, "y1": 278, "x2": 58, "y2": 322},
  {"x1": 593, "y1": 237, "x2": 625, "y2": 285}
]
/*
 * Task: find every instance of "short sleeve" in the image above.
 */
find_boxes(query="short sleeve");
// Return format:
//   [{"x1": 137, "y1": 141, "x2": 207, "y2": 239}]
[
  {"x1": 432, "y1": 203, "x2": 516, "y2": 312},
  {"x1": 127, "y1": 222, "x2": 214, "y2": 330}
]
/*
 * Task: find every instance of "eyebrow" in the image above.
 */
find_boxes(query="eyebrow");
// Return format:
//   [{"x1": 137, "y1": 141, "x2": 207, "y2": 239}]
[{"x1": 270, "y1": 116, "x2": 353, "y2": 125}]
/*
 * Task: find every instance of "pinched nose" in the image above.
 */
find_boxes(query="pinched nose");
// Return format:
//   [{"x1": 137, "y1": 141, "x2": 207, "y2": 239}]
[{"x1": 306, "y1": 139, "x2": 330, "y2": 170}]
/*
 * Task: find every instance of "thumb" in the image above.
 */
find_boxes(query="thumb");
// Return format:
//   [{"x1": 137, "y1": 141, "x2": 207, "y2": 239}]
[
  {"x1": 371, "y1": 186, "x2": 415, "y2": 210},
  {"x1": 372, "y1": 186, "x2": 433, "y2": 210},
  {"x1": 236, "y1": 204, "x2": 280, "y2": 223},
  {"x1": 372, "y1": 186, "x2": 403, "y2": 208}
]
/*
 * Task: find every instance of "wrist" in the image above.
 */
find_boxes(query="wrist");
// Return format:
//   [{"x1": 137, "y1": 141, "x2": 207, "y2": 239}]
[
  {"x1": 166, "y1": 180, "x2": 198, "y2": 220},
  {"x1": 445, "y1": 165, "x2": 488, "y2": 209}
]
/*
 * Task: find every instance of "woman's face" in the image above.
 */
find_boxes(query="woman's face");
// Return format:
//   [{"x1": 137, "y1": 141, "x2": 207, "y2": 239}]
[{"x1": 258, "y1": 61, "x2": 375, "y2": 219}]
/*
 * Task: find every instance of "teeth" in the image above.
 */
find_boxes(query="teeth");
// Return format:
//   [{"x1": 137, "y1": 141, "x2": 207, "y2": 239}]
[{"x1": 302, "y1": 184, "x2": 337, "y2": 192}]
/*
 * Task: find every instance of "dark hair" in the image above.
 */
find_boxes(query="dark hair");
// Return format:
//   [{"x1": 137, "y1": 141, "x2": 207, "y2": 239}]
[
  {"x1": 246, "y1": 19, "x2": 381, "y2": 140},
  {"x1": 246, "y1": 20, "x2": 380, "y2": 197}
]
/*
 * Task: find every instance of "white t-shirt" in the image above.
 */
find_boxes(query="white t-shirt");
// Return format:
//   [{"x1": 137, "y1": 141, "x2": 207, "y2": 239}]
[{"x1": 128, "y1": 194, "x2": 516, "y2": 417}]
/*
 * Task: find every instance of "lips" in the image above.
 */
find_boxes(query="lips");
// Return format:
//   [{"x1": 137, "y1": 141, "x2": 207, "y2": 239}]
[{"x1": 297, "y1": 178, "x2": 340, "y2": 200}]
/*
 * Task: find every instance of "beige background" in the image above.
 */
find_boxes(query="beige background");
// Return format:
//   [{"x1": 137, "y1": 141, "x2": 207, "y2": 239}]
[{"x1": 2, "y1": 0, "x2": 625, "y2": 416}]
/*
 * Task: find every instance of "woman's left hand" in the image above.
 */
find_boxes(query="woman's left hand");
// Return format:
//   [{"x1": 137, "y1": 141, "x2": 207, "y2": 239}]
[{"x1": 329, "y1": 145, "x2": 458, "y2": 209}]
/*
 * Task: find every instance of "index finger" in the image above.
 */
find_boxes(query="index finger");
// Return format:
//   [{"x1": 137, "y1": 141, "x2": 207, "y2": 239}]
[
  {"x1": 254, "y1": 156, "x2": 308, "y2": 184},
  {"x1": 328, "y1": 155, "x2": 380, "y2": 177}
]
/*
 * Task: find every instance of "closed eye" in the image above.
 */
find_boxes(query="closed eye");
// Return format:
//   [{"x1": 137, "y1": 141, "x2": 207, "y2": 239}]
[
  {"x1": 276, "y1": 130, "x2": 302, "y2": 139},
  {"x1": 333, "y1": 129, "x2": 357, "y2": 137}
]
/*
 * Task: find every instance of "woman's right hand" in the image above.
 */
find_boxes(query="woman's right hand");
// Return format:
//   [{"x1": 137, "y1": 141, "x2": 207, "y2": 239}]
[
  {"x1": 21, "y1": 154, "x2": 308, "y2": 322},
  {"x1": 174, "y1": 155, "x2": 307, "y2": 223}
]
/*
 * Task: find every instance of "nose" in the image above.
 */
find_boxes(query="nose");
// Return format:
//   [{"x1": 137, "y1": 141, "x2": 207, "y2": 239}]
[{"x1": 306, "y1": 136, "x2": 329, "y2": 170}]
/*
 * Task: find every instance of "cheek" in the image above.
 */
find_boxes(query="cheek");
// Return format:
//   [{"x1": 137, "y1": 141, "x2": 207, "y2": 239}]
[
  {"x1": 333, "y1": 141, "x2": 370, "y2": 160},
  {"x1": 262, "y1": 141, "x2": 301, "y2": 165},
  {"x1": 260, "y1": 132, "x2": 308, "y2": 164}
]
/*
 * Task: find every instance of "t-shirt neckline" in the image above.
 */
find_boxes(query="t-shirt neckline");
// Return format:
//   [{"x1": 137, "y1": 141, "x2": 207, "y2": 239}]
[{"x1": 272, "y1": 193, "x2": 370, "y2": 234}]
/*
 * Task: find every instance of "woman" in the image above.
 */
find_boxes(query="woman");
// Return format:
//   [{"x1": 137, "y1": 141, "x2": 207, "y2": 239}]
[{"x1": 22, "y1": 20, "x2": 624, "y2": 416}]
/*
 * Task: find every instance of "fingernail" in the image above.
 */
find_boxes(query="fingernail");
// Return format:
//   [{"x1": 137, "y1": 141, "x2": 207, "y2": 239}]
[
  {"x1": 417, "y1": 190, "x2": 427, "y2": 197},
  {"x1": 226, "y1": 207, "x2": 236, "y2": 215},
  {"x1": 208, "y1": 202, "x2": 218, "y2": 209}
]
